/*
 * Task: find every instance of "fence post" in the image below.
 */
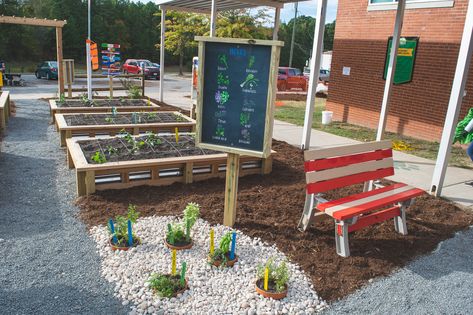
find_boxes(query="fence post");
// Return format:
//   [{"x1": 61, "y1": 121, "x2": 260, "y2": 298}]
[
  {"x1": 141, "y1": 74, "x2": 145, "y2": 97},
  {"x1": 109, "y1": 76, "x2": 113, "y2": 98}
]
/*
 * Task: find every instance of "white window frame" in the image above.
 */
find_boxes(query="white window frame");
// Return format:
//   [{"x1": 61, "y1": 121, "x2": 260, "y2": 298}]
[{"x1": 368, "y1": 0, "x2": 454, "y2": 11}]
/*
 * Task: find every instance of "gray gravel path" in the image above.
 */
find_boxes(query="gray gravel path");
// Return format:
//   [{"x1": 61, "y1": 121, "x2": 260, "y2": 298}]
[
  {"x1": 323, "y1": 227, "x2": 473, "y2": 314},
  {"x1": 0, "y1": 99, "x2": 127, "y2": 314}
]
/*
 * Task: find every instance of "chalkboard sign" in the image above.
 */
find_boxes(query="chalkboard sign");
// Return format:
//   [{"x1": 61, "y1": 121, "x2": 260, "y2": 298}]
[
  {"x1": 383, "y1": 37, "x2": 419, "y2": 85},
  {"x1": 195, "y1": 37, "x2": 283, "y2": 158}
]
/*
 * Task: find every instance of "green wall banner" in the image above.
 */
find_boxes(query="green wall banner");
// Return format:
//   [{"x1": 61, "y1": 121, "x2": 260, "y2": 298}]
[{"x1": 384, "y1": 37, "x2": 419, "y2": 85}]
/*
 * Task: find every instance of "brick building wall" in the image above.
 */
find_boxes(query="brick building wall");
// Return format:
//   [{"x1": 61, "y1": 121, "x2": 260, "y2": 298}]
[{"x1": 326, "y1": 0, "x2": 471, "y2": 141}]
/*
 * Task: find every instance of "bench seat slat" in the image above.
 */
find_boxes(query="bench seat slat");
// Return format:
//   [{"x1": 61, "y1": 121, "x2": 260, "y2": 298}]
[
  {"x1": 305, "y1": 149, "x2": 393, "y2": 172},
  {"x1": 336, "y1": 206, "x2": 402, "y2": 235},
  {"x1": 306, "y1": 167, "x2": 395, "y2": 194},
  {"x1": 318, "y1": 185, "x2": 424, "y2": 221}
]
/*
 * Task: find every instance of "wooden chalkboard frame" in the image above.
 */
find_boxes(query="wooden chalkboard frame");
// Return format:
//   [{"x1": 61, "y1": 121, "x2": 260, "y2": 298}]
[{"x1": 194, "y1": 36, "x2": 283, "y2": 159}]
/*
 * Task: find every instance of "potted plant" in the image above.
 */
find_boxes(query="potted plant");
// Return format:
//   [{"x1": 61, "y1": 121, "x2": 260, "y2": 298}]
[
  {"x1": 108, "y1": 204, "x2": 141, "y2": 251},
  {"x1": 165, "y1": 202, "x2": 200, "y2": 250},
  {"x1": 208, "y1": 231, "x2": 238, "y2": 267},
  {"x1": 148, "y1": 262, "x2": 188, "y2": 298},
  {"x1": 255, "y1": 258, "x2": 290, "y2": 300}
]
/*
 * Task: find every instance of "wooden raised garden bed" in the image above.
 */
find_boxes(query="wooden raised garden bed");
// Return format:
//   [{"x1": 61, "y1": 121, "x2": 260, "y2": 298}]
[
  {"x1": 0, "y1": 91, "x2": 11, "y2": 131},
  {"x1": 55, "y1": 111, "x2": 195, "y2": 147},
  {"x1": 49, "y1": 99, "x2": 161, "y2": 123},
  {"x1": 66, "y1": 134, "x2": 273, "y2": 196}
]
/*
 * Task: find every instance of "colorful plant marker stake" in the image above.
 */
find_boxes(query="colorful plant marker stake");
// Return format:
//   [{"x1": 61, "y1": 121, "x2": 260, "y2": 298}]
[
  {"x1": 147, "y1": 97, "x2": 151, "y2": 106},
  {"x1": 109, "y1": 219, "x2": 118, "y2": 244},
  {"x1": 230, "y1": 231, "x2": 237, "y2": 260},
  {"x1": 180, "y1": 262, "x2": 187, "y2": 286},
  {"x1": 210, "y1": 229, "x2": 215, "y2": 255},
  {"x1": 175, "y1": 127, "x2": 179, "y2": 143},
  {"x1": 127, "y1": 220, "x2": 133, "y2": 247},
  {"x1": 264, "y1": 267, "x2": 269, "y2": 291},
  {"x1": 172, "y1": 249, "x2": 177, "y2": 275}
]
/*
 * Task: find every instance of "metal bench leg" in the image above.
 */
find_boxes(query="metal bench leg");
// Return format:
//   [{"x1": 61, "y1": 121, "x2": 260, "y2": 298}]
[
  {"x1": 394, "y1": 201, "x2": 411, "y2": 235},
  {"x1": 335, "y1": 221, "x2": 350, "y2": 257},
  {"x1": 298, "y1": 193, "x2": 315, "y2": 232}
]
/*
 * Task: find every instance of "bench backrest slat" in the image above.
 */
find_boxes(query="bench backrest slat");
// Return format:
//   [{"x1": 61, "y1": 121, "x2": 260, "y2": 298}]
[
  {"x1": 304, "y1": 140, "x2": 394, "y2": 194},
  {"x1": 0, "y1": 91, "x2": 9, "y2": 109}
]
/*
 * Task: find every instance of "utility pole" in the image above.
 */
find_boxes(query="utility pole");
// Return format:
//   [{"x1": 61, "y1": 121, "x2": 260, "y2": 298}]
[
  {"x1": 289, "y1": 2, "x2": 298, "y2": 68},
  {"x1": 86, "y1": 0, "x2": 93, "y2": 100}
]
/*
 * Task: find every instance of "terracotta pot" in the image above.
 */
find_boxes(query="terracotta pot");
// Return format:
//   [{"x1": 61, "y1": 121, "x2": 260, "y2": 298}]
[
  {"x1": 208, "y1": 253, "x2": 239, "y2": 267},
  {"x1": 152, "y1": 275, "x2": 189, "y2": 297},
  {"x1": 255, "y1": 279, "x2": 288, "y2": 300},
  {"x1": 109, "y1": 237, "x2": 141, "y2": 251},
  {"x1": 164, "y1": 238, "x2": 193, "y2": 250}
]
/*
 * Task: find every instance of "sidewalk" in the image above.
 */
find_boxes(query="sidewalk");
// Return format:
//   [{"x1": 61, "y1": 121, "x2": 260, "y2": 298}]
[{"x1": 273, "y1": 119, "x2": 473, "y2": 209}]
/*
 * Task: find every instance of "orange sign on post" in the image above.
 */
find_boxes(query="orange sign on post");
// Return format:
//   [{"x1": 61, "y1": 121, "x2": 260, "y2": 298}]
[{"x1": 87, "y1": 39, "x2": 99, "y2": 71}]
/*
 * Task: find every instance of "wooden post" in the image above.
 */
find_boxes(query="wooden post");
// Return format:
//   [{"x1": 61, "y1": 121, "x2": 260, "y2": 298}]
[
  {"x1": 109, "y1": 76, "x2": 113, "y2": 98},
  {"x1": 224, "y1": 153, "x2": 240, "y2": 227},
  {"x1": 56, "y1": 27, "x2": 65, "y2": 95},
  {"x1": 141, "y1": 74, "x2": 145, "y2": 97}
]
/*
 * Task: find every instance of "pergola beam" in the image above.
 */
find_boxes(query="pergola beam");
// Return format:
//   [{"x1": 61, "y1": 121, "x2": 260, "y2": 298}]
[{"x1": 0, "y1": 15, "x2": 66, "y2": 28}]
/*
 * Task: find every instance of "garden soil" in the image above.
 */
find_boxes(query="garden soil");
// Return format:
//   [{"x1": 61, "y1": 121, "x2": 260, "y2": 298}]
[{"x1": 76, "y1": 140, "x2": 473, "y2": 302}]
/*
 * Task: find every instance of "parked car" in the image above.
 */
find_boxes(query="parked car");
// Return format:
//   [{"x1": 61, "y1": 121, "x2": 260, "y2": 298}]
[
  {"x1": 303, "y1": 67, "x2": 331, "y2": 82},
  {"x1": 277, "y1": 67, "x2": 308, "y2": 91},
  {"x1": 35, "y1": 61, "x2": 58, "y2": 80},
  {"x1": 122, "y1": 59, "x2": 160, "y2": 80}
]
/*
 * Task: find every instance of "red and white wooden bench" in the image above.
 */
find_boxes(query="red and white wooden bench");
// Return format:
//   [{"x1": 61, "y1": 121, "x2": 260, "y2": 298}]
[{"x1": 298, "y1": 140, "x2": 424, "y2": 257}]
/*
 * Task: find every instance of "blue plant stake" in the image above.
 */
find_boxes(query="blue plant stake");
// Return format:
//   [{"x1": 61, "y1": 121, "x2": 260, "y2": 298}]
[
  {"x1": 230, "y1": 231, "x2": 237, "y2": 260},
  {"x1": 109, "y1": 219, "x2": 118, "y2": 244},
  {"x1": 127, "y1": 219, "x2": 133, "y2": 247}
]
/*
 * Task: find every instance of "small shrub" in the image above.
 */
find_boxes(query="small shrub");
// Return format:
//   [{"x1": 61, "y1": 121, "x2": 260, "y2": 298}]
[
  {"x1": 166, "y1": 203, "x2": 200, "y2": 245},
  {"x1": 91, "y1": 151, "x2": 107, "y2": 164},
  {"x1": 148, "y1": 274, "x2": 185, "y2": 298},
  {"x1": 256, "y1": 258, "x2": 290, "y2": 293},
  {"x1": 209, "y1": 232, "x2": 232, "y2": 265}
]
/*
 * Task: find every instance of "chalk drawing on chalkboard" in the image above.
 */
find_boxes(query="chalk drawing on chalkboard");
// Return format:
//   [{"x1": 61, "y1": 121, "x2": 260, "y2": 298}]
[
  {"x1": 217, "y1": 73, "x2": 230, "y2": 86},
  {"x1": 248, "y1": 56, "x2": 255, "y2": 69},
  {"x1": 216, "y1": 126, "x2": 225, "y2": 137},
  {"x1": 218, "y1": 54, "x2": 228, "y2": 68},
  {"x1": 241, "y1": 129, "x2": 250, "y2": 142},
  {"x1": 240, "y1": 113, "x2": 251, "y2": 126},
  {"x1": 240, "y1": 74, "x2": 259, "y2": 89},
  {"x1": 215, "y1": 90, "x2": 230, "y2": 105}
]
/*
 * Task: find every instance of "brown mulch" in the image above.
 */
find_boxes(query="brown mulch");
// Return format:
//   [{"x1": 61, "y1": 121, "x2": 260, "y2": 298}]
[{"x1": 76, "y1": 140, "x2": 473, "y2": 302}]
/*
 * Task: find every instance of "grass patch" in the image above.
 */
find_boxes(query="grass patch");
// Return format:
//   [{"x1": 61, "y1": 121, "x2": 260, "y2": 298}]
[{"x1": 274, "y1": 100, "x2": 472, "y2": 169}]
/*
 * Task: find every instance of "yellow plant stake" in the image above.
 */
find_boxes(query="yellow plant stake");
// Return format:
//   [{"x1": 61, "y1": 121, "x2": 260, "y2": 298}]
[
  {"x1": 210, "y1": 229, "x2": 215, "y2": 255},
  {"x1": 171, "y1": 249, "x2": 177, "y2": 275},
  {"x1": 175, "y1": 127, "x2": 179, "y2": 144},
  {"x1": 147, "y1": 97, "x2": 151, "y2": 106},
  {"x1": 264, "y1": 267, "x2": 269, "y2": 291}
]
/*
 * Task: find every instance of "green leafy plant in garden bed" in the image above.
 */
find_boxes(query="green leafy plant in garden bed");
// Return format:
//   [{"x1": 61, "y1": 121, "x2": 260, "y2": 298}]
[
  {"x1": 166, "y1": 203, "x2": 200, "y2": 247},
  {"x1": 148, "y1": 274, "x2": 187, "y2": 298},
  {"x1": 91, "y1": 151, "x2": 107, "y2": 163},
  {"x1": 108, "y1": 204, "x2": 140, "y2": 247},
  {"x1": 256, "y1": 258, "x2": 290, "y2": 293}
]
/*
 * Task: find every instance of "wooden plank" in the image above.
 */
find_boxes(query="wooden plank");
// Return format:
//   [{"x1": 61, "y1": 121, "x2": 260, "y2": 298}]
[
  {"x1": 305, "y1": 149, "x2": 393, "y2": 172},
  {"x1": 332, "y1": 188, "x2": 424, "y2": 221},
  {"x1": 185, "y1": 162, "x2": 193, "y2": 184},
  {"x1": 0, "y1": 91, "x2": 10, "y2": 130},
  {"x1": 224, "y1": 153, "x2": 240, "y2": 227},
  {"x1": 195, "y1": 36, "x2": 284, "y2": 47},
  {"x1": 337, "y1": 206, "x2": 402, "y2": 235},
  {"x1": 0, "y1": 16, "x2": 67, "y2": 27},
  {"x1": 304, "y1": 140, "x2": 392, "y2": 161},
  {"x1": 306, "y1": 168, "x2": 395, "y2": 194},
  {"x1": 56, "y1": 27, "x2": 65, "y2": 95},
  {"x1": 85, "y1": 170, "x2": 96, "y2": 195},
  {"x1": 262, "y1": 156, "x2": 273, "y2": 175},
  {"x1": 305, "y1": 158, "x2": 394, "y2": 184}
]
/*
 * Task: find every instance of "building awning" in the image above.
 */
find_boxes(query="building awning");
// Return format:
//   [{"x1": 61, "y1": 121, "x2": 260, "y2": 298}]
[{"x1": 155, "y1": 0, "x2": 302, "y2": 13}]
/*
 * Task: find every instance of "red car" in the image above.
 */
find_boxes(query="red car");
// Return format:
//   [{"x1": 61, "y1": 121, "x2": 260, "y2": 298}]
[
  {"x1": 122, "y1": 59, "x2": 160, "y2": 80},
  {"x1": 277, "y1": 67, "x2": 308, "y2": 91}
]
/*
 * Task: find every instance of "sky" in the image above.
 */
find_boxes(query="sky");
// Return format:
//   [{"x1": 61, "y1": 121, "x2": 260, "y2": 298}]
[{"x1": 136, "y1": 1, "x2": 338, "y2": 23}]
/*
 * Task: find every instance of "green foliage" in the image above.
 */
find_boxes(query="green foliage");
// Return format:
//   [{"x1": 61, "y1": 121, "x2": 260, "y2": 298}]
[
  {"x1": 219, "y1": 232, "x2": 232, "y2": 253},
  {"x1": 58, "y1": 93, "x2": 65, "y2": 104},
  {"x1": 147, "y1": 112, "x2": 158, "y2": 120},
  {"x1": 106, "y1": 145, "x2": 117, "y2": 156},
  {"x1": 91, "y1": 151, "x2": 107, "y2": 164},
  {"x1": 216, "y1": 9, "x2": 272, "y2": 39},
  {"x1": 108, "y1": 204, "x2": 140, "y2": 246},
  {"x1": 256, "y1": 258, "x2": 290, "y2": 293},
  {"x1": 145, "y1": 132, "x2": 162, "y2": 147},
  {"x1": 209, "y1": 232, "x2": 233, "y2": 267},
  {"x1": 148, "y1": 274, "x2": 185, "y2": 298},
  {"x1": 105, "y1": 117, "x2": 114, "y2": 123},
  {"x1": 127, "y1": 85, "x2": 142, "y2": 99},
  {"x1": 166, "y1": 203, "x2": 200, "y2": 245}
]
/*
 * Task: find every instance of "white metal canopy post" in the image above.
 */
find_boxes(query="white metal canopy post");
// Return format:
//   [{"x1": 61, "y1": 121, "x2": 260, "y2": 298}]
[
  {"x1": 159, "y1": 8, "x2": 166, "y2": 102},
  {"x1": 430, "y1": 1, "x2": 473, "y2": 197},
  {"x1": 273, "y1": 7, "x2": 281, "y2": 40},
  {"x1": 210, "y1": 0, "x2": 217, "y2": 37},
  {"x1": 86, "y1": 0, "x2": 93, "y2": 100},
  {"x1": 376, "y1": 0, "x2": 406, "y2": 141},
  {"x1": 301, "y1": 0, "x2": 327, "y2": 150}
]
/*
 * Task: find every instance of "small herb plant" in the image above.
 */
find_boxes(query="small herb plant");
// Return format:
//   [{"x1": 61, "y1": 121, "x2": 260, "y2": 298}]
[
  {"x1": 108, "y1": 204, "x2": 140, "y2": 247},
  {"x1": 256, "y1": 258, "x2": 290, "y2": 293},
  {"x1": 147, "y1": 112, "x2": 157, "y2": 120},
  {"x1": 148, "y1": 266, "x2": 187, "y2": 298},
  {"x1": 106, "y1": 145, "x2": 118, "y2": 156},
  {"x1": 127, "y1": 85, "x2": 141, "y2": 99},
  {"x1": 105, "y1": 117, "x2": 114, "y2": 123},
  {"x1": 166, "y1": 203, "x2": 200, "y2": 246},
  {"x1": 58, "y1": 93, "x2": 65, "y2": 104},
  {"x1": 91, "y1": 151, "x2": 107, "y2": 164},
  {"x1": 209, "y1": 232, "x2": 233, "y2": 266},
  {"x1": 145, "y1": 132, "x2": 162, "y2": 147}
]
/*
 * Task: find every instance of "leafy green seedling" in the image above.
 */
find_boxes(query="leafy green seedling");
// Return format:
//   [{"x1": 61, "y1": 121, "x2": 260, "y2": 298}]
[{"x1": 91, "y1": 151, "x2": 107, "y2": 164}]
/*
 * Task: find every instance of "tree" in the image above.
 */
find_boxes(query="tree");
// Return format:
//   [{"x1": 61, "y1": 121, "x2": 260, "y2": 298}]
[
  {"x1": 216, "y1": 9, "x2": 272, "y2": 39},
  {"x1": 159, "y1": 11, "x2": 208, "y2": 75}
]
